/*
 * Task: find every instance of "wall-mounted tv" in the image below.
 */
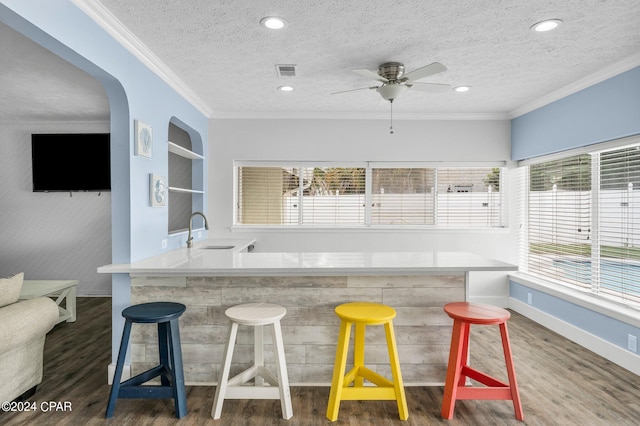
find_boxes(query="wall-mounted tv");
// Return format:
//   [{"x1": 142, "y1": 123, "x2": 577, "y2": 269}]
[{"x1": 31, "y1": 133, "x2": 111, "y2": 192}]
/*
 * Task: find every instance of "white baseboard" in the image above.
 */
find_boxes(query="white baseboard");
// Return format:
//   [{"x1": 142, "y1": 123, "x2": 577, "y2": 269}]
[
  {"x1": 470, "y1": 295, "x2": 510, "y2": 307},
  {"x1": 107, "y1": 363, "x2": 132, "y2": 385},
  {"x1": 509, "y1": 298, "x2": 640, "y2": 376}
]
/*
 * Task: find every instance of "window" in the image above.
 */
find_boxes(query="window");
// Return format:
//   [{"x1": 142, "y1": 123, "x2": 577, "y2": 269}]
[
  {"x1": 524, "y1": 140, "x2": 640, "y2": 307},
  {"x1": 235, "y1": 162, "x2": 505, "y2": 228}
]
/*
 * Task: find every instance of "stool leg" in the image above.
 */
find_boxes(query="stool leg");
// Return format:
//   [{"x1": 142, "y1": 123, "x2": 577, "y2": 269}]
[
  {"x1": 384, "y1": 320, "x2": 408, "y2": 420},
  {"x1": 458, "y1": 320, "x2": 471, "y2": 388},
  {"x1": 158, "y1": 322, "x2": 170, "y2": 386},
  {"x1": 254, "y1": 325, "x2": 264, "y2": 387},
  {"x1": 353, "y1": 322, "x2": 365, "y2": 387},
  {"x1": 500, "y1": 322, "x2": 524, "y2": 421},
  {"x1": 212, "y1": 321, "x2": 239, "y2": 419},
  {"x1": 441, "y1": 319, "x2": 469, "y2": 419},
  {"x1": 326, "y1": 319, "x2": 352, "y2": 422},
  {"x1": 105, "y1": 319, "x2": 132, "y2": 418},
  {"x1": 168, "y1": 319, "x2": 187, "y2": 418},
  {"x1": 271, "y1": 320, "x2": 293, "y2": 419}
]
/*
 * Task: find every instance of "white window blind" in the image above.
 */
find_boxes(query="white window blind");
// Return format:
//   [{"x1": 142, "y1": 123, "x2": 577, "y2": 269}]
[
  {"x1": 436, "y1": 167, "x2": 502, "y2": 227},
  {"x1": 236, "y1": 166, "x2": 365, "y2": 226},
  {"x1": 371, "y1": 168, "x2": 435, "y2": 225},
  {"x1": 299, "y1": 167, "x2": 366, "y2": 225},
  {"x1": 598, "y1": 147, "x2": 640, "y2": 305},
  {"x1": 525, "y1": 142, "x2": 640, "y2": 308},
  {"x1": 236, "y1": 163, "x2": 505, "y2": 228},
  {"x1": 528, "y1": 155, "x2": 592, "y2": 288}
]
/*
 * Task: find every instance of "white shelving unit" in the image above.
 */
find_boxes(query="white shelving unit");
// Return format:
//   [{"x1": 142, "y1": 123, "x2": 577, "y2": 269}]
[
  {"x1": 168, "y1": 186, "x2": 204, "y2": 194},
  {"x1": 168, "y1": 140, "x2": 204, "y2": 194},
  {"x1": 168, "y1": 141, "x2": 204, "y2": 160},
  {"x1": 167, "y1": 128, "x2": 205, "y2": 235}
]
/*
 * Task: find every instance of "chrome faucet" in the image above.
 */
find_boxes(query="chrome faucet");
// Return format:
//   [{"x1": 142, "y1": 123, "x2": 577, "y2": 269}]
[{"x1": 186, "y1": 211, "x2": 209, "y2": 248}]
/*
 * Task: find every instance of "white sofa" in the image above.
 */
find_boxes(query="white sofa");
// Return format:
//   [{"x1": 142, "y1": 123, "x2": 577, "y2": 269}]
[{"x1": 0, "y1": 273, "x2": 59, "y2": 402}]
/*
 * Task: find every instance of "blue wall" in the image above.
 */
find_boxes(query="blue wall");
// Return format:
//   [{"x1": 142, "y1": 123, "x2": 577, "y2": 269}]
[
  {"x1": 510, "y1": 64, "x2": 640, "y2": 368},
  {"x1": 512, "y1": 66, "x2": 640, "y2": 161},
  {"x1": 0, "y1": 0, "x2": 209, "y2": 364},
  {"x1": 511, "y1": 282, "x2": 640, "y2": 354}
]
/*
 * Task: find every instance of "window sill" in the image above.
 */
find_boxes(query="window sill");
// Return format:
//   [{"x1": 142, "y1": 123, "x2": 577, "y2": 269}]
[
  {"x1": 230, "y1": 225, "x2": 511, "y2": 233},
  {"x1": 509, "y1": 272, "x2": 640, "y2": 328}
]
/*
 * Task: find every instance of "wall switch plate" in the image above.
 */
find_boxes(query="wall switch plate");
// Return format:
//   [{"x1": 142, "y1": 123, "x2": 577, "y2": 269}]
[
  {"x1": 628, "y1": 334, "x2": 637, "y2": 352},
  {"x1": 527, "y1": 293, "x2": 533, "y2": 305},
  {"x1": 161, "y1": 239, "x2": 167, "y2": 249}
]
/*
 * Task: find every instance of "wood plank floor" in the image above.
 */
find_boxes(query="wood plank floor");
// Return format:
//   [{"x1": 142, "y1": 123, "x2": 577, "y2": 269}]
[{"x1": 2, "y1": 297, "x2": 639, "y2": 425}]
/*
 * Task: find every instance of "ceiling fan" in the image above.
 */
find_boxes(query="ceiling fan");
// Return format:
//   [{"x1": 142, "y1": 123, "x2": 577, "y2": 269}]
[
  {"x1": 333, "y1": 61, "x2": 450, "y2": 102},
  {"x1": 333, "y1": 61, "x2": 450, "y2": 134}
]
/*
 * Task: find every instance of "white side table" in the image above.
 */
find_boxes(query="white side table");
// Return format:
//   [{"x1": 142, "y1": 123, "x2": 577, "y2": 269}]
[{"x1": 20, "y1": 280, "x2": 78, "y2": 324}]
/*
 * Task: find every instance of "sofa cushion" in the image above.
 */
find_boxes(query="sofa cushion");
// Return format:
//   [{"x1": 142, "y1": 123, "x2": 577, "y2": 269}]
[{"x1": 0, "y1": 272, "x2": 23, "y2": 307}]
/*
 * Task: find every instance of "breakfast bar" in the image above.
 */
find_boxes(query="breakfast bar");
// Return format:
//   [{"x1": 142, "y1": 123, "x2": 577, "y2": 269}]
[{"x1": 98, "y1": 240, "x2": 517, "y2": 386}]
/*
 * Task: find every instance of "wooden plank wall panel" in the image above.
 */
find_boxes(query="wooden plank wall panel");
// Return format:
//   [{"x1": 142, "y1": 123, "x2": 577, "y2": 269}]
[{"x1": 131, "y1": 274, "x2": 464, "y2": 385}]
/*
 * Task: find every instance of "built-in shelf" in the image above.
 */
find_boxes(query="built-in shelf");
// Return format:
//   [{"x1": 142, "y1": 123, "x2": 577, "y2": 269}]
[
  {"x1": 168, "y1": 141, "x2": 204, "y2": 160},
  {"x1": 167, "y1": 123, "x2": 205, "y2": 235},
  {"x1": 169, "y1": 187, "x2": 204, "y2": 194}
]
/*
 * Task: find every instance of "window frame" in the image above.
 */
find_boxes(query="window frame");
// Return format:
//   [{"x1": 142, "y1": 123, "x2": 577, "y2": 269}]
[
  {"x1": 233, "y1": 160, "x2": 507, "y2": 230},
  {"x1": 520, "y1": 135, "x2": 640, "y2": 309}
]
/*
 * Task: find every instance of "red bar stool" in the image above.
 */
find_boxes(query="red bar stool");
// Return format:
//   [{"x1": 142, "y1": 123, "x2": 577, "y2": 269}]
[{"x1": 441, "y1": 302, "x2": 524, "y2": 421}]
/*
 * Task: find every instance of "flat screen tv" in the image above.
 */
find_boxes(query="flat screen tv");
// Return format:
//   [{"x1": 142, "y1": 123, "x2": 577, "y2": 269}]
[{"x1": 31, "y1": 133, "x2": 111, "y2": 192}]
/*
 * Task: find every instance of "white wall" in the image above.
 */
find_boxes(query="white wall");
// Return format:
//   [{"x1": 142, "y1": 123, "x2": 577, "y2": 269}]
[
  {"x1": 0, "y1": 121, "x2": 112, "y2": 295},
  {"x1": 207, "y1": 118, "x2": 518, "y2": 303}
]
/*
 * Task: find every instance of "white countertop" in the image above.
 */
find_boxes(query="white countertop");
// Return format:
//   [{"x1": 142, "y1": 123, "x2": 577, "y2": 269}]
[{"x1": 98, "y1": 239, "x2": 517, "y2": 277}]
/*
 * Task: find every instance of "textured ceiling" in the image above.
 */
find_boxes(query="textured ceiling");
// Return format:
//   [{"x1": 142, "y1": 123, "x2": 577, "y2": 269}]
[
  {"x1": 1, "y1": 0, "x2": 640, "y2": 121},
  {"x1": 0, "y1": 21, "x2": 109, "y2": 122}
]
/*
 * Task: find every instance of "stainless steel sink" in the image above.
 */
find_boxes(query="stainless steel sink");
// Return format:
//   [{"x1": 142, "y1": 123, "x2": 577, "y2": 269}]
[{"x1": 199, "y1": 245, "x2": 235, "y2": 250}]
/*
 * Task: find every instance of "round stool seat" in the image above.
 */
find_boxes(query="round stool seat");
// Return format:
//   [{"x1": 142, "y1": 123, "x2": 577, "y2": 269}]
[
  {"x1": 122, "y1": 302, "x2": 186, "y2": 323},
  {"x1": 225, "y1": 302, "x2": 286, "y2": 326},
  {"x1": 335, "y1": 302, "x2": 396, "y2": 325},
  {"x1": 444, "y1": 302, "x2": 510, "y2": 325}
]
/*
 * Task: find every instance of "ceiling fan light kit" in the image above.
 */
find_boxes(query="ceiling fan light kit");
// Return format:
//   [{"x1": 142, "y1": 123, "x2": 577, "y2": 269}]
[{"x1": 333, "y1": 61, "x2": 452, "y2": 134}]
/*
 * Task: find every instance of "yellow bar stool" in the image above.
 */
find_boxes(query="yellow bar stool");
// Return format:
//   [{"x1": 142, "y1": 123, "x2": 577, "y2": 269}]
[{"x1": 326, "y1": 302, "x2": 408, "y2": 422}]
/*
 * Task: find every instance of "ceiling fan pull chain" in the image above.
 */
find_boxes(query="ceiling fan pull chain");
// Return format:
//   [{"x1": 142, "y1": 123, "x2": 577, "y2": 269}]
[{"x1": 389, "y1": 99, "x2": 394, "y2": 134}]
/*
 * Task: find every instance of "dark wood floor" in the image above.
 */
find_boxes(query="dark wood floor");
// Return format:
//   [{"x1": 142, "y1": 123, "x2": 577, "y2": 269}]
[{"x1": 2, "y1": 297, "x2": 640, "y2": 425}]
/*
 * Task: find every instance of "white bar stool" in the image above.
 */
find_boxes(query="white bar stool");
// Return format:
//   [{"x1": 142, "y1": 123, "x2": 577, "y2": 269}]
[{"x1": 211, "y1": 302, "x2": 293, "y2": 420}]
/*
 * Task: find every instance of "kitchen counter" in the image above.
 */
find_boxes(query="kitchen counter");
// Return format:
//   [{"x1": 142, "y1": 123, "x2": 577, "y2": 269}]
[
  {"x1": 99, "y1": 242, "x2": 517, "y2": 386},
  {"x1": 98, "y1": 239, "x2": 515, "y2": 277}
]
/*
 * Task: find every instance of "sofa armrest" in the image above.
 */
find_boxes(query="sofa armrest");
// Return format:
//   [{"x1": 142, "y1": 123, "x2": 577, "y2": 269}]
[{"x1": 0, "y1": 297, "x2": 58, "y2": 355}]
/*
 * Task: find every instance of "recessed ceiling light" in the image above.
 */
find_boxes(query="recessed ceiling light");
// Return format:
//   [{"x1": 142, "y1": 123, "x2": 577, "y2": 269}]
[
  {"x1": 260, "y1": 16, "x2": 286, "y2": 30},
  {"x1": 530, "y1": 19, "x2": 563, "y2": 32},
  {"x1": 453, "y1": 86, "x2": 471, "y2": 93},
  {"x1": 278, "y1": 85, "x2": 294, "y2": 92}
]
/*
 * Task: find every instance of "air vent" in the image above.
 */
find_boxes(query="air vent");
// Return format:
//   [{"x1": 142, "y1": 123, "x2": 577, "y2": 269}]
[{"x1": 276, "y1": 64, "x2": 297, "y2": 77}]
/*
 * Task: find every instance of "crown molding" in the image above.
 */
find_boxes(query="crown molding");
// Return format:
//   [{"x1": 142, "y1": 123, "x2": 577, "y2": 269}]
[
  {"x1": 72, "y1": 0, "x2": 212, "y2": 118},
  {"x1": 210, "y1": 111, "x2": 510, "y2": 120},
  {"x1": 509, "y1": 53, "x2": 640, "y2": 118}
]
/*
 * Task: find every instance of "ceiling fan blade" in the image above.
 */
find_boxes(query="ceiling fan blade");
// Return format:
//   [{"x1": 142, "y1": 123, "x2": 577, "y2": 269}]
[
  {"x1": 331, "y1": 86, "x2": 378, "y2": 95},
  {"x1": 406, "y1": 82, "x2": 451, "y2": 93},
  {"x1": 402, "y1": 62, "x2": 447, "y2": 83},
  {"x1": 351, "y1": 68, "x2": 389, "y2": 83}
]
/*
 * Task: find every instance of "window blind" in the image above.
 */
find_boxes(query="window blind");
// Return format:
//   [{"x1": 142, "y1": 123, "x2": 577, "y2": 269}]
[
  {"x1": 598, "y1": 147, "x2": 640, "y2": 304},
  {"x1": 236, "y1": 166, "x2": 366, "y2": 226},
  {"x1": 436, "y1": 167, "x2": 503, "y2": 227},
  {"x1": 300, "y1": 167, "x2": 366, "y2": 225},
  {"x1": 527, "y1": 155, "x2": 592, "y2": 289},
  {"x1": 371, "y1": 168, "x2": 435, "y2": 225},
  {"x1": 525, "y1": 142, "x2": 640, "y2": 308},
  {"x1": 236, "y1": 163, "x2": 505, "y2": 229}
]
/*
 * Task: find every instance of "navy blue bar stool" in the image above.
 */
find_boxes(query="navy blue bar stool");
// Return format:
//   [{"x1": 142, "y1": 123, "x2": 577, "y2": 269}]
[{"x1": 106, "y1": 302, "x2": 187, "y2": 419}]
